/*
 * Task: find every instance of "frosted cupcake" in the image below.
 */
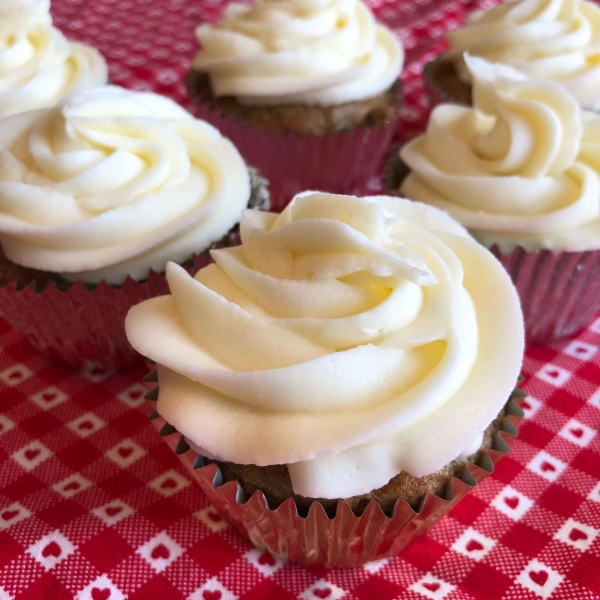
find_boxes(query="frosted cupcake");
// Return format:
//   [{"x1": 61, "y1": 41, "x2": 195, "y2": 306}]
[
  {"x1": 126, "y1": 191, "x2": 524, "y2": 566},
  {"x1": 425, "y1": 0, "x2": 600, "y2": 110},
  {"x1": 0, "y1": 86, "x2": 268, "y2": 369},
  {"x1": 0, "y1": 0, "x2": 108, "y2": 118},
  {"x1": 186, "y1": 0, "x2": 404, "y2": 210},
  {"x1": 397, "y1": 56, "x2": 600, "y2": 342}
]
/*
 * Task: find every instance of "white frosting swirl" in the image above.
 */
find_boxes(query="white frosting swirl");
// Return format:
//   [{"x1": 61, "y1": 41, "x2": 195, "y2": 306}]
[
  {"x1": 0, "y1": 86, "x2": 251, "y2": 284},
  {"x1": 446, "y1": 0, "x2": 600, "y2": 111},
  {"x1": 126, "y1": 192, "x2": 523, "y2": 500},
  {"x1": 192, "y1": 0, "x2": 404, "y2": 106},
  {"x1": 401, "y1": 56, "x2": 600, "y2": 252},
  {"x1": 0, "y1": 0, "x2": 108, "y2": 118}
]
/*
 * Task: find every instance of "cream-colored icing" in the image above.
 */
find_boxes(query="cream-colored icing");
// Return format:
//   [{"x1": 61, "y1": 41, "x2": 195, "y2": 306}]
[
  {"x1": 0, "y1": 0, "x2": 108, "y2": 118},
  {"x1": 446, "y1": 0, "x2": 600, "y2": 111},
  {"x1": 401, "y1": 56, "x2": 600, "y2": 252},
  {"x1": 0, "y1": 86, "x2": 251, "y2": 284},
  {"x1": 126, "y1": 192, "x2": 523, "y2": 500},
  {"x1": 192, "y1": 0, "x2": 404, "y2": 106}
]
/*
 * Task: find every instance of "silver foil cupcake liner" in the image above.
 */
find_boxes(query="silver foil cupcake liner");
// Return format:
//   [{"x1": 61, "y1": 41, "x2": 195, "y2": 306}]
[
  {"x1": 189, "y1": 100, "x2": 397, "y2": 212},
  {"x1": 144, "y1": 370, "x2": 524, "y2": 568},
  {"x1": 489, "y1": 245, "x2": 600, "y2": 344}
]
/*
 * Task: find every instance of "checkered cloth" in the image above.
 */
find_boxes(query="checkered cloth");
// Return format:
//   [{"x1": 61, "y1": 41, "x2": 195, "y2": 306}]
[{"x1": 1, "y1": 0, "x2": 600, "y2": 598}]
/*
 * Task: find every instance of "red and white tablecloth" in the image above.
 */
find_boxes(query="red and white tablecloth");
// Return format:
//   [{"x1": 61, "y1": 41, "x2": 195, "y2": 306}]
[{"x1": 1, "y1": 0, "x2": 600, "y2": 598}]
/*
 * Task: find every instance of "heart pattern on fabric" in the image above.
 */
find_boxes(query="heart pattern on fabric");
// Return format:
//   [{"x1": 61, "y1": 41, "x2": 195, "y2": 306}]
[
  {"x1": 25, "y1": 449, "x2": 40, "y2": 461},
  {"x1": 569, "y1": 529, "x2": 588, "y2": 542},
  {"x1": 207, "y1": 511, "x2": 222, "y2": 523},
  {"x1": 41, "y1": 541, "x2": 61, "y2": 558},
  {"x1": 529, "y1": 570, "x2": 549, "y2": 587},
  {"x1": 1, "y1": 510, "x2": 18, "y2": 521},
  {"x1": 466, "y1": 539, "x2": 484, "y2": 552},
  {"x1": 118, "y1": 447, "x2": 133, "y2": 458},
  {"x1": 91, "y1": 588, "x2": 111, "y2": 600},
  {"x1": 422, "y1": 582, "x2": 441, "y2": 592},
  {"x1": 151, "y1": 544, "x2": 170, "y2": 560}
]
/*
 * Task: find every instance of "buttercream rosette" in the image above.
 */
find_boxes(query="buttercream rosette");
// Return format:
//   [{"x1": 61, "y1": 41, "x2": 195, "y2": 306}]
[
  {"x1": 399, "y1": 56, "x2": 600, "y2": 341},
  {"x1": 0, "y1": 86, "x2": 268, "y2": 369},
  {"x1": 126, "y1": 192, "x2": 525, "y2": 566},
  {"x1": 0, "y1": 0, "x2": 108, "y2": 118},
  {"x1": 425, "y1": 0, "x2": 600, "y2": 111},
  {"x1": 186, "y1": 0, "x2": 404, "y2": 210}
]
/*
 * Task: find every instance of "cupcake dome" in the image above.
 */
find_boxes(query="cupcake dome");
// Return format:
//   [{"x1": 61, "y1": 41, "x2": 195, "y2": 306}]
[
  {"x1": 445, "y1": 0, "x2": 600, "y2": 111},
  {"x1": 0, "y1": 85, "x2": 252, "y2": 285},
  {"x1": 401, "y1": 56, "x2": 600, "y2": 253},
  {"x1": 192, "y1": 0, "x2": 403, "y2": 107},
  {"x1": 186, "y1": 0, "x2": 404, "y2": 210},
  {"x1": 127, "y1": 191, "x2": 523, "y2": 501},
  {"x1": 0, "y1": 0, "x2": 107, "y2": 118},
  {"x1": 0, "y1": 84, "x2": 265, "y2": 369}
]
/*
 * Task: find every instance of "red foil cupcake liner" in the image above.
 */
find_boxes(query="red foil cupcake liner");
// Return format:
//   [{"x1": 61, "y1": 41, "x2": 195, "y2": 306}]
[
  {"x1": 489, "y1": 245, "x2": 600, "y2": 344},
  {"x1": 145, "y1": 383, "x2": 523, "y2": 568},
  {"x1": 0, "y1": 253, "x2": 215, "y2": 371},
  {"x1": 190, "y1": 101, "x2": 396, "y2": 212}
]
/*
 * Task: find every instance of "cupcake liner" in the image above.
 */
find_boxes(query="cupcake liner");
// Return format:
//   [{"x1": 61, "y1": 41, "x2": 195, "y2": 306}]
[
  {"x1": 0, "y1": 252, "x2": 219, "y2": 371},
  {"x1": 0, "y1": 169, "x2": 269, "y2": 370},
  {"x1": 144, "y1": 371, "x2": 524, "y2": 568},
  {"x1": 489, "y1": 245, "x2": 600, "y2": 344},
  {"x1": 190, "y1": 100, "x2": 397, "y2": 212}
]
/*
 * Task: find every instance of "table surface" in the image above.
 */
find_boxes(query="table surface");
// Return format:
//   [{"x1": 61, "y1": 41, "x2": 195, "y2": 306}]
[{"x1": 1, "y1": 1, "x2": 600, "y2": 599}]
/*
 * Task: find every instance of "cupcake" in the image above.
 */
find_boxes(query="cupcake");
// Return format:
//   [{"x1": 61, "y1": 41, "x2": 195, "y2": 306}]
[
  {"x1": 0, "y1": 0, "x2": 108, "y2": 118},
  {"x1": 425, "y1": 0, "x2": 600, "y2": 110},
  {"x1": 126, "y1": 191, "x2": 524, "y2": 567},
  {"x1": 397, "y1": 56, "x2": 600, "y2": 343},
  {"x1": 186, "y1": 0, "x2": 404, "y2": 211},
  {"x1": 0, "y1": 85, "x2": 268, "y2": 369}
]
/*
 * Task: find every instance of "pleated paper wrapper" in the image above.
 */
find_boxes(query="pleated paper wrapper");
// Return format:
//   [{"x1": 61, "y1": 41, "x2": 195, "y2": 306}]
[
  {"x1": 0, "y1": 253, "x2": 216, "y2": 371},
  {"x1": 489, "y1": 245, "x2": 600, "y2": 344},
  {"x1": 144, "y1": 376, "x2": 524, "y2": 569},
  {"x1": 190, "y1": 100, "x2": 397, "y2": 212}
]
